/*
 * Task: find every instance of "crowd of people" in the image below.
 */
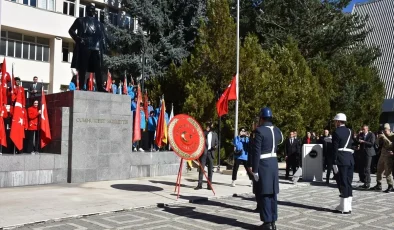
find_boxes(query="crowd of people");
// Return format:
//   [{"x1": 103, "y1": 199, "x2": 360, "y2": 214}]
[{"x1": 0, "y1": 62, "x2": 46, "y2": 155}]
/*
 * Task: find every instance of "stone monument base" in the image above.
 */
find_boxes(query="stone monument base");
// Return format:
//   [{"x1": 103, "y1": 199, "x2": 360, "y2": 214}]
[{"x1": 0, "y1": 91, "x2": 185, "y2": 188}]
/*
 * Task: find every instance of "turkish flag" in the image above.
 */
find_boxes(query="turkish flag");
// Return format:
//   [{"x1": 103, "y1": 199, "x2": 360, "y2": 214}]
[
  {"x1": 1, "y1": 58, "x2": 10, "y2": 102},
  {"x1": 0, "y1": 64, "x2": 6, "y2": 148},
  {"x1": 40, "y1": 88, "x2": 51, "y2": 148},
  {"x1": 106, "y1": 70, "x2": 112, "y2": 92},
  {"x1": 216, "y1": 75, "x2": 237, "y2": 117},
  {"x1": 10, "y1": 90, "x2": 25, "y2": 150},
  {"x1": 132, "y1": 85, "x2": 142, "y2": 142},
  {"x1": 88, "y1": 73, "x2": 94, "y2": 91},
  {"x1": 155, "y1": 99, "x2": 168, "y2": 148},
  {"x1": 123, "y1": 76, "x2": 128, "y2": 95}
]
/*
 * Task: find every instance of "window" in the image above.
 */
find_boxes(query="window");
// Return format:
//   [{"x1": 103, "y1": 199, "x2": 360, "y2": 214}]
[
  {"x1": 108, "y1": 9, "x2": 118, "y2": 26},
  {"x1": 0, "y1": 31, "x2": 50, "y2": 62},
  {"x1": 23, "y1": 0, "x2": 37, "y2": 7},
  {"x1": 63, "y1": 0, "x2": 75, "y2": 16},
  {"x1": 62, "y1": 42, "x2": 70, "y2": 62},
  {"x1": 79, "y1": 5, "x2": 86, "y2": 17},
  {"x1": 94, "y1": 8, "x2": 105, "y2": 22}
]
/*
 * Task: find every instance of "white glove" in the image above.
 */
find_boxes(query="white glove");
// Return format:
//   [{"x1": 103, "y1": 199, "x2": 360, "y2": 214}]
[
  {"x1": 253, "y1": 173, "x2": 259, "y2": 182},
  {"x1": 333, "y1": 165, "x2": 338, "y2": 174}
]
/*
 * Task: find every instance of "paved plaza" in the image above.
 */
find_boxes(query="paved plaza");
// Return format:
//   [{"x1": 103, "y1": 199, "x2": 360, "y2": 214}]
[{"x1": 7, "y1": 173, "x2": 394, "y2": 230}]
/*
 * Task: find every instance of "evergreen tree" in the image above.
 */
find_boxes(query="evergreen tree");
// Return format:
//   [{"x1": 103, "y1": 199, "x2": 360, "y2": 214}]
[
  {"x1": 234, "y1": 0, "x2": 373, "y2": 59},
  {"x1": 104, "y1": 0, "x2": 207, "y2": 80}
]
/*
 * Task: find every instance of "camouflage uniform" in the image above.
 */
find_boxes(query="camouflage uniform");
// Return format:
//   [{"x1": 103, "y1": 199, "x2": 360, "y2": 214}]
[{"x1": 376, "y1": 132, "x2": 394, "y2": 186}]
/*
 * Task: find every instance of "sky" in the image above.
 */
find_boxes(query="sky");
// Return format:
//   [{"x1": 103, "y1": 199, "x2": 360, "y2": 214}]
[{"x1": 343, "y1": 0, "x2": 370, "y2": 12}]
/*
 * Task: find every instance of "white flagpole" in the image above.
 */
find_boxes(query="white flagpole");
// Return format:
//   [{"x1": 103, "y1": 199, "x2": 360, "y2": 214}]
[{"x1": 234, "y1": 0, "x2": 240, "y2": 138}]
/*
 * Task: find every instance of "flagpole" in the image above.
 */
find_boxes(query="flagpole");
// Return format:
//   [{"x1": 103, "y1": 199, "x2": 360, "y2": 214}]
[
  {"x1": 234, "y1": 0, "x2": 240, "y2": 138},
  {"x1": 37, "y1": 81, "x2": 44, "y2": 154}
]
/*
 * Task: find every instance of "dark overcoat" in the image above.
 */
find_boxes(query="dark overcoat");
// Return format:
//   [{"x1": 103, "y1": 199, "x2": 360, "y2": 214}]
[{"x1": 252, "y1": 122, "x2": 283, "y2": 195}]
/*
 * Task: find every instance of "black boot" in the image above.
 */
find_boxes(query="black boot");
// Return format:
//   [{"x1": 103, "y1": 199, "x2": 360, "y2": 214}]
[
  {"x1": 384, "y1": 185, "x2": 393, "y2": 193},
  {"x1": 261, "y1": 222, "x2": 272, "y2": 230},
  {"x1": 194, "y1": 184, "x2": 202, "y2": 190},
  {"x1": 370, "y1": 184, "x2": 382, "y2": 191},
  {"x1": 271, "y1": 222, "x2": 277, "y2": 230}
]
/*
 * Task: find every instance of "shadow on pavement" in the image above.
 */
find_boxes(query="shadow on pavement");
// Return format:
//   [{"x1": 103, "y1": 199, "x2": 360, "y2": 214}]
[
  {"x1": 185, "y1": 178, "x2": 233, "y2": 187},
  {"x1": 278, "y1": 201, "x2": 336, "y2": 213},
  {"x1": 149, "y1": 180, "x2": 195, "y2": 188},
  {"x1": 161, "y1": 205, "x2": 258, "y2": 230},
  {"x1": 110, "y1": 184, "x2": 164, "y2": 192},
  {"x1": 309, "y1": 181, "x2": 339, "y2": 189},
  {"x1": 171, "y1": 194, "x2": 257, "y2": 213}
]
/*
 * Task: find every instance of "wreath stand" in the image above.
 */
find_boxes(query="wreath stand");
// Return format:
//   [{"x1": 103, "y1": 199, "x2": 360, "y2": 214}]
[{"x1": 174, "y1": 158, "x2": 215, "y2": 199}]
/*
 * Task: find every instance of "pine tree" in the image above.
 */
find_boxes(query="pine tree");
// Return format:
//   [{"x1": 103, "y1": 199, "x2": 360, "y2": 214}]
[{"x1": 104, "y1": 0, "x2": 207, "y2": 80}]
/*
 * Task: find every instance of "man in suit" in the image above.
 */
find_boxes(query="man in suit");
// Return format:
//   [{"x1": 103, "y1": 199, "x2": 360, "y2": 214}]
[
  {"x1": 332, "y1": 113, "x2": 354, "y2": 214},
  {"x1": 195, "y1": 122, "x2": 218, "y2": 190},
  {"x1": 357, "y1": 125, "x2": 376, "y2": 189},
  {"x1": 284, "y1": 131, "x2": 300, "y2": 179},
  {"x1": 320, "y1": 128, "x2": 333, "y2": 184},
  {"x1": 28, "y1": 76, "x2": 42, "y2": 99}
]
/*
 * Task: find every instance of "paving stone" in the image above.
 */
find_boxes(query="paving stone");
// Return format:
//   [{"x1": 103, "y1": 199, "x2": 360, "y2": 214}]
[{"x1": 16, "y1": 180, "x2": 394, "y2": 230}]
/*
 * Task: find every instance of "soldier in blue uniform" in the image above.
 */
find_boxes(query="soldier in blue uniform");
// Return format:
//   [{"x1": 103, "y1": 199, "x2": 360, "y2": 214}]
[
  {"x1": 332, "y1": 113, "x2": 354, "y2": 214},
  {"x1": 252, "y1": 107, "x2": 283, "y2": 230}
]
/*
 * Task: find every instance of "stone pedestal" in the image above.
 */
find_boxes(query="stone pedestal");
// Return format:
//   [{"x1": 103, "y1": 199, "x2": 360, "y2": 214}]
[
  {"x1": 302, "y1": 144, "x2": 323, "y2": 182},
  {"x1": 0, "y1": 91, "x2": 184, "y2": 187}
]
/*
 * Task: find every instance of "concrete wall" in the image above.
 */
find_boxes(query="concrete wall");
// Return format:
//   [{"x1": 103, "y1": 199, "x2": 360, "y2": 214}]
[{"x1": 0, "y1": 154, "x2": 67, "y2": 187}]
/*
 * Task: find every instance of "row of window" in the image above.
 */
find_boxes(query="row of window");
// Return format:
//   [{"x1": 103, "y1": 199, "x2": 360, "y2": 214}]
[
  {"x1": 62, "y1": 0, "x2": 132, "y2": 29},
  {"x1": 22, "y1": 0, "x2": 55, "y2": 11},
  {"x1": 0, "y1": 31, "x2": 50, "y2": 62}
]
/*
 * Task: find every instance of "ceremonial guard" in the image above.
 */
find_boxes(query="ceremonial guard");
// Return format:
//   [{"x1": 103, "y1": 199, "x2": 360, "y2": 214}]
[
  {"x1": 248, "y1": 116, "x2": 260, "y2": 211},
  {"x1": 252, "y1": 107, "x2": 283, "y2": 230},
  {"x1": 332, "y1": 113, "x2": 354, "y2": 214}
]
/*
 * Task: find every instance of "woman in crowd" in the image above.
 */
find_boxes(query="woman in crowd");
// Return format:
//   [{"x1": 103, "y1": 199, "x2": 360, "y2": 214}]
[
  {"x1": 69, "y1": 75, "x2": 77, "y2": 91},
  {"x1": 231, "y1": 127, "x2": 250, "y2": 187}
]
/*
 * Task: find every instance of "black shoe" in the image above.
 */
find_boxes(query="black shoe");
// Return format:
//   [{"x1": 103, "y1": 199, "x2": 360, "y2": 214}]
[
  {"x1": 260, "y1": 222, "x2": 272, "y2": 230},
  {"x1": 384, "y1": 185, "x2": 393, "y2": 193},
  {"x1": 359, "y1": 184, "x2": 370, "y2": 189},
  {"x1": 194, "y1": 185, "x2": 202, "y2": 190},
  {"x1": 207, "y1": 186, "x2": 212, "y2": 190},
  {"x1": 271, "y1": 222, "x2": 276, "y2": 230},
  {"x1": 370, "y1": 184, "x2": 382, "y2": 191}
]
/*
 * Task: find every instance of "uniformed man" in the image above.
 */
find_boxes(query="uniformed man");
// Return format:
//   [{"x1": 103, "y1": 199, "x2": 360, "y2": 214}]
[
  {"x1": 332, "y1": 113, "x2": 354, "y2": 214},
  {"x1": 370, "y1": 123, "x2": 394, "y2": 192},
  {"x1": 248, "y1": 116, "x2": 260, "y2": 212},
  {"x1": 252, "y1": 107, "x2": 283, "y2": 230}
]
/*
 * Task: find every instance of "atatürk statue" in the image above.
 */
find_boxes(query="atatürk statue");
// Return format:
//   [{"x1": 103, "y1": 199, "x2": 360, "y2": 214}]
[{"x1": 69, "y1": 3, "x2": 107, "y2": 92}]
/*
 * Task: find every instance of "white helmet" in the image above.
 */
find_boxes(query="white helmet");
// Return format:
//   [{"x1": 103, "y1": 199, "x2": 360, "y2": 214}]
[{"x1": 333, "y1": 113, "x2": 347, "y2": 122}]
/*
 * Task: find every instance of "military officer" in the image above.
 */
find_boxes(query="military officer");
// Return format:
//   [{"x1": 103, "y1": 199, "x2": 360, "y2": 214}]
[
  {"x1": 248, "y1": 116, "x2": 260, "y2": 212},
  {"x1": 370, "y1": 123, "x2": 394, "y2": 192},
  {"x1": 332, "y1": 113, "x2": 354, "y2": 214},
  {"x1": 252, "y1": 107, "x2": 283, "y2": 230}
]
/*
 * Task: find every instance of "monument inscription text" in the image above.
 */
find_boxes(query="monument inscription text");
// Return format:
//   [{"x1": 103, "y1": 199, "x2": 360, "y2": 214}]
[{"x1": 76, "y1": 118, "x2": 128, "y2": 125}]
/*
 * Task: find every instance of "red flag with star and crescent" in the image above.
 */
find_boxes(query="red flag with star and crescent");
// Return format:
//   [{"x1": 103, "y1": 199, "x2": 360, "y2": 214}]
[
  {"x1": 216, "y1": 75, "x2": 237, "y2": 117},
  {"x1": 10, "y1": 90, "x2": 25, "y2": 150},
  {"x1": 1, "y1": 58, "x2": 10, "y2": 102},
  {"x1": 40, "y1": 87, "x2": 51, "y2": 148}
]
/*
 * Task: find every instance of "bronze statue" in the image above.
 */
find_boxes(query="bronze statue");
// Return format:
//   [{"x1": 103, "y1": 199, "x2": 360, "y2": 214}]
[{"x1": 68, "y1": 3, "x2": 107, "y2": 92}]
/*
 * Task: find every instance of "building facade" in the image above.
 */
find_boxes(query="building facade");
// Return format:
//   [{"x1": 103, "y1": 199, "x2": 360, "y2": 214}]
[
  {"x1": 0, "y1": 0, "x2": 135, "y2": 95},
  {"x1": 353, "y1": 0, "x2": 394, "y2": 125}
]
